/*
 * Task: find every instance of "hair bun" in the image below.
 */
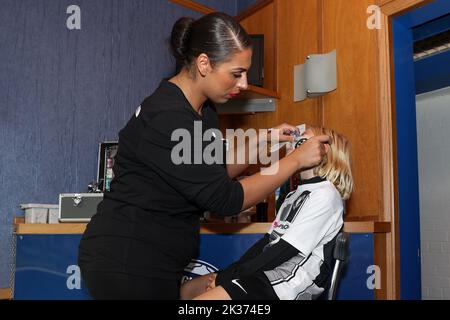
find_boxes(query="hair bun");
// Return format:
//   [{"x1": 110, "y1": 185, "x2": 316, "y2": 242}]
[{"x1": 170, "y1": 17, "x2": 195, "y2": 62}]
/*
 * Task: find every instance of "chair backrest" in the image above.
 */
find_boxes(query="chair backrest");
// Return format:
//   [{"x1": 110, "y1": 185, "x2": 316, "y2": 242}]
[{"x1": 328, "y1": 232, "x2": 350, "y2": 300}]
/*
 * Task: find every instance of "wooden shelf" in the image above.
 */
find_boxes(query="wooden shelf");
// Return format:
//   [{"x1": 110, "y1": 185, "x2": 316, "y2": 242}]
[
  {"x1": 201, "y1": 222, "x2": 270, "y2": 234},
  {"x1": 0, "y1": 288, "x2": 11, "y2": 300},
  {"x1": 14, "y1": 221, "x2": 391, "y2": 235},
  {"x1": 15, "y1": 223, "x2": 87, "y2": 234},
  {"x1": 216, "y1": 86, "x2": 280, "y2": 115},
  {"x1": 240, "y1": 85, "x2": 280, "y2": 99},
  {"x1": 343, "y1": 221, "x2": 391, "y2": 233}
]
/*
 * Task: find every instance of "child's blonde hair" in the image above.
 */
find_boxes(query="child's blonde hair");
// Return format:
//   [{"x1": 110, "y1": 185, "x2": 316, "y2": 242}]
[{"x1": 308, "y1": 126, "x2": 354, "y2": 200}]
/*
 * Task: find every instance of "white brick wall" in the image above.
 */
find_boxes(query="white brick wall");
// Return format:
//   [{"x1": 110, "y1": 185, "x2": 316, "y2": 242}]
[{"x1": 416, "y1": 86, "x2": 450, "y2": 300}]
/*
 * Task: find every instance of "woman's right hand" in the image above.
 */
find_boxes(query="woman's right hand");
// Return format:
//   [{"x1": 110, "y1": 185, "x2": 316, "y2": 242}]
[{"x1": 290, "y1": 134, "x2": 330, "y2": 170}]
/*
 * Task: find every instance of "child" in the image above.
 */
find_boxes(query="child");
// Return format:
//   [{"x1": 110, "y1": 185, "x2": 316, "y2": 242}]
[{"x1": 181, "y1": 126, "x2": 353, "y2": 300}]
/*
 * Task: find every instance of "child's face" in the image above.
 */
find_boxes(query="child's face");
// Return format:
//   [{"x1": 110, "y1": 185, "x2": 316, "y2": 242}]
[
  {"x1": 287, "y1": 129, "x2": 313, "y2": 154},
  {"x1": 295, "y1": 129, "x2": 313, "y2": 148}
]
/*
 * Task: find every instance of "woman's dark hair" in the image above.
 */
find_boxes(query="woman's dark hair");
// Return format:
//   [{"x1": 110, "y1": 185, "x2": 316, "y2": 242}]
[{"x1": 170, "y1": 12, "x2": 252, "y2": 72}]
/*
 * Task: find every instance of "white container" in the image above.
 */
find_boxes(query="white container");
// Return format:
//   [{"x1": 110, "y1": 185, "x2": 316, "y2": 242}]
[
  {"x1": 20, "y1": 204, "x2": 59, "y2": 224},
  {"x1": 20, "y1": 204, "x2": 48, "y2": 224},
  {"x1": 47, "y1": 205, "x2": 60, "y2": 224}
]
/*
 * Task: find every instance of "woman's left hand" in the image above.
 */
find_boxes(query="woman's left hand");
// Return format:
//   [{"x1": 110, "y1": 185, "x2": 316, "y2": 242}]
[{"x1": 267, "y1": 123, "x2": 299, "y2": 143}]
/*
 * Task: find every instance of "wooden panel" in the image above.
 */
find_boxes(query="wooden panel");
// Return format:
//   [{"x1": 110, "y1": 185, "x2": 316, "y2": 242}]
[
  {"x1": 374, "y1": 233, "x2": 388, "y2": 299},
  {"x1": 15, "y1": 223, "x2": 88, "y2": 235},
  {"x1": 240, "y1": 2, "x2": 277, "y2": 93},
  {"x1": 0, "y1": 288, "x2": 11, "y2": 300},
  {"x1": 376, "y1": 12, "x2": 400, "y2": 299},
  {"x1": 201, "y1": 223, "x2": 271, "y2": 234},
  {"x1": 221, "y1": 0, "x2": 322, "y2": 131},
  {"x1": 266, "y1": 192, "x2": 276, "y2": 221},
  {"x1": 15, "y1": 221, "x2": 390, "y2": 235},
  {"x1": 239, "y1": 85, "x2": 280, "y2": 99},
  {"x1": 380, "y1": 0, "x2": 432, "y2": 16},
  {"x1": 14, "y1": 222, "x2": 274, "y2": 235},
  {"x1": 374, "y1": 226, "x2": 400, "y2": 299},
  {"x1": 344, "y1": 221, "x2": 391, "y2": 233},
  {"x1": 275, "y1": 0, "x2": 322, "y2": 128},
  {"x1": 220, "y1": 0, "x2": 322, "y2": 215},
  {"x1": 321, "y1": 0, "x2": 383, "y2": 219},
  {"x1": 14, "y1": 217, "x2": 25, "y2": 224},
  {"x1": 220, "y1": 1, "x2": 322, "y2": 135},
  {"x1": 226, "y1": 2, "x2": 277, "y2": 133},
  {"x1": 379, "y1": 0, "x2": 429, "y2": 8}
]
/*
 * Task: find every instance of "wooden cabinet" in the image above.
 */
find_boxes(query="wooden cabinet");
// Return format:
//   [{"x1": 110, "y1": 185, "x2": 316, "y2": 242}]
[{"x1": 169, "y1": 0, "x2": 385, "y2": 218}]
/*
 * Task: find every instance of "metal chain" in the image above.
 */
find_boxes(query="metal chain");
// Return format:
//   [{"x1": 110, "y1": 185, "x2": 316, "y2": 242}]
[{"x1": 8, "y1": 223, "x2": 17, "y2": 300}]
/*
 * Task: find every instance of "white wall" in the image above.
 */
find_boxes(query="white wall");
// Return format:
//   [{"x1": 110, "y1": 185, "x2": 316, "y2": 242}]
[{"x1": 416, "y1": 86, "x2": 450, "y2": 300}]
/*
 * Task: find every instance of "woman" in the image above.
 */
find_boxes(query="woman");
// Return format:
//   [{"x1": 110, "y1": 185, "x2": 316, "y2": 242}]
[
  {"x1": 182, "y1": 126, "x2": 353, "y2": 300},
  {"x1": 78, "y1": 12, "x2": 330, "y2": 300}
]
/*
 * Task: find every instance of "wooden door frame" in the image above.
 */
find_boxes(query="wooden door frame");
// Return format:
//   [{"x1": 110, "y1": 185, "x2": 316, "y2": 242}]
[{"x1": 376, "y1": 0, "x2": 433, "y2": 300}]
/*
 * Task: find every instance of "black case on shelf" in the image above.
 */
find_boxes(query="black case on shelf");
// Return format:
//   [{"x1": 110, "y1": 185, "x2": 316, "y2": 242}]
[{"x1": 59, "y1": 193, "x2": 104, "y2": 222}]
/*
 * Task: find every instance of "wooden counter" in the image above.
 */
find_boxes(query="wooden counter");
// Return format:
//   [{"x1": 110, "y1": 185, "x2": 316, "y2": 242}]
[
  {"x1": 14, "y1": 220, "x2": 391, "y2": 235},
  {"x1": 0, "y1": 288, "x2": 11, "y2": 300}
]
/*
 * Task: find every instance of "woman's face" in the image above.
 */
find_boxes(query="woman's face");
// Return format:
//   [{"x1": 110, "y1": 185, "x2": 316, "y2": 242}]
[{"x1": 203, "y1": 48, "x2": 252, "y2": 104}]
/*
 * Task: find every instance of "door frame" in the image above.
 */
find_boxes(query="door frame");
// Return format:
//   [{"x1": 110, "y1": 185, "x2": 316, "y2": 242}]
[{"x1": 377, "y1": 0, "x2": 450, "y2": 299}]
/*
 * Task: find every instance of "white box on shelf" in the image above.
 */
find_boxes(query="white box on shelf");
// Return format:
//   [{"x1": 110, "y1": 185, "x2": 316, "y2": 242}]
[
  {"x1": 20, "y1": 204, "x2": 57, "y2": 224},
  {"x1": 47, "y1": 205, "x2": 60, "y2": 224}
]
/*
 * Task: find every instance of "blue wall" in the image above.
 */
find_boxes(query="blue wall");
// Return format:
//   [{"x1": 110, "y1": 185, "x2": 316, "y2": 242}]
[
  {"x1": 194, "y1": 0, "x2": 236, "y2": 15},
  {"x1": 195, "y1": 0, "x2": 259, "y2": 15},
  {"x1": 0, "y1": 0, "x2": 238, "y2": 288},
  {"x1": 415, "y1": 50, "x2": 450, "y2": 94}
]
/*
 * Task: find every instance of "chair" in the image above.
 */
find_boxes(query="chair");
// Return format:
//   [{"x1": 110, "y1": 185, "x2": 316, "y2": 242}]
[{"x1": 327, "y1": 232, "x2": 350, "y2": 300}]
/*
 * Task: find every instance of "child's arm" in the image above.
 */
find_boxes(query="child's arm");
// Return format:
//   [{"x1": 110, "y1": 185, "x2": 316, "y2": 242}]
[{"x1": 216, "y1": 238, "x2": 301, "y2": 286}]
